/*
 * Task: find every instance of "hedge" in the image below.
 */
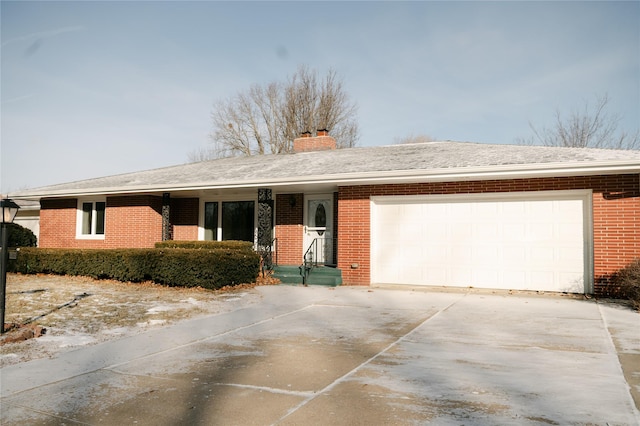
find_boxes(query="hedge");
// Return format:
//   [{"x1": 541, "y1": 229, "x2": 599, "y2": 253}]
[
  {"x1": 9, "y1": 247, "x2": 260, "y2": 290},
  {"x1": 155, "y1": 240, "x2": 254, "y2": 251}
]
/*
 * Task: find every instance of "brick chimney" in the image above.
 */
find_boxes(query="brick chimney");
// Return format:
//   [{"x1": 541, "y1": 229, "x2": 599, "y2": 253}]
[{"x1": 293, "y1": 129, "x2": 337, "y2": 153}]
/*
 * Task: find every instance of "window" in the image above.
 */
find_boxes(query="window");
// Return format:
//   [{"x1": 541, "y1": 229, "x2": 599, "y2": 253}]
[
  {"x1": 77, "y1": 199, "x2": 106, "y2": 239},
  {"x1": 222, "y1": 201, "x2": 255, "y2": 242},
  {"x1": 204, "y1": 202, "x2": 218, "y2": 241},
  {"x1": 201, "y1": 199, "x2": 255, "y2": 243}
]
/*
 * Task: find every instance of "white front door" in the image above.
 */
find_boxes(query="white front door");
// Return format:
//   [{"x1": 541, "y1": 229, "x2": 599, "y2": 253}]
[{"x1": 304, "y1": 194, "x2": 333, "y2": 265}]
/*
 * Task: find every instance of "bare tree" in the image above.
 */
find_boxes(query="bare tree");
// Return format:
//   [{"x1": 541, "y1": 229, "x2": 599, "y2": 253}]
[
  {"x1": 187, "y1": 146, "x2": 217, "y2": 163},
  {"x1": 518, "y1": 94, "x2": 639, "y2": 150},
  {"x1": 193, "y1": 65, "x2": 359, "y2": 160},
  {"x1": 393, "y1": 134, "x2": 438, "y2": 144}
]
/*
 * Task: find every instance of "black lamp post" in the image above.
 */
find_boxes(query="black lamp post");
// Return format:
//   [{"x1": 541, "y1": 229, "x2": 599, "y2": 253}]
[{"x1": 1, "y1": 198, "x2": 20, "y2": 334}]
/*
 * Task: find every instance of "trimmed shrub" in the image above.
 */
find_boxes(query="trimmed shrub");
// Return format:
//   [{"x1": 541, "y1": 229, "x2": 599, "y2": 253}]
[
  {"x1": 615, "y1": 259, "x2": 640, "y2": 309},
  {"x1": 6, "y1": 223, "x2": 37, "y2": 247},
  {"x1": 10, "y1": 247, "x2": 260, "y2": 290},
  {"x1": 155, "y1": 240, "x2": 254, "y2": 251},
  {"x1": 152, "y1": 249, "x2": 259, "y2": 288}
]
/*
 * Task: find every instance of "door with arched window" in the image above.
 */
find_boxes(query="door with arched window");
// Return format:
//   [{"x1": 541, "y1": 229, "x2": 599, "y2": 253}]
[{"x1": 303, "y1": 194, "x2": 333, "y2": 265}]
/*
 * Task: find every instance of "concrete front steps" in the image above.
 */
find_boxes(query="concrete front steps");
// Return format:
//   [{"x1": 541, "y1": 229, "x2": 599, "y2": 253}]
[{"x1": 272, "y1": 265, "x2": 342, "y2": 287}]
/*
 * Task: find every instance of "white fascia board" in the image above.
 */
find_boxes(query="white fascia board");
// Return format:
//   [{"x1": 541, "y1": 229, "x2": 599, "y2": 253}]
[{"x1": 12, "y1": 160, "x2": 640, "y2": 199}]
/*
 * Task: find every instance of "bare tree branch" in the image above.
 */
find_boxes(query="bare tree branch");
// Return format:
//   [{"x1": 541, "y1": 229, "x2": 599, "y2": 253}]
[
  {"x1": 393, "y1": 134, "x2": 438, "y2": 144},
  {"x1": 192, "y1": 65, "x2": 359, "y2": 160},
  {"x1": 518, "y1": 94, "x2": 639, "y2": 150}
]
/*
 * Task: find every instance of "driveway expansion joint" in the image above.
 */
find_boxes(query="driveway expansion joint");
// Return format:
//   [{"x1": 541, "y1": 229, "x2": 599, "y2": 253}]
[{"x1": 273, "y1": 293, "x2": 466, "y2": 424}]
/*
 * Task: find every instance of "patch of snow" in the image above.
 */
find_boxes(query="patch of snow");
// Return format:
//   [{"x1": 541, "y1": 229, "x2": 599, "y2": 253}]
[
  {"x1": 1, "y1": 353, "x2": 19, "y2": 361},
  {"x1": 146, "y1": 305, "x2": 175, "y2": 314},
  {"x1": 137, "y1": 319, "x2": 167, "y2": 327},
  {"x1": 220, "y1": 292, "x2": 248, "y2": 302},
  {"x1": 102, "y1": 327, "x2": 131, "y2": 335},
  {"x1": 38, "y1": 333, "x2": 97, "y2": 348}
]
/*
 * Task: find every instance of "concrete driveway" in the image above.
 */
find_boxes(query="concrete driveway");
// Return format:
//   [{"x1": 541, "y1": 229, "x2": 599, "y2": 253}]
[{"x1": 1, "y1": 285, "x2": 639, "y2": 425}]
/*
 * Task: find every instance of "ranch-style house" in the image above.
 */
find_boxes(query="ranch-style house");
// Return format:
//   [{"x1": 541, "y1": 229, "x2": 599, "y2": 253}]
[{"x1": 11, "y1": 132, "x2": 640, "y2": 295}]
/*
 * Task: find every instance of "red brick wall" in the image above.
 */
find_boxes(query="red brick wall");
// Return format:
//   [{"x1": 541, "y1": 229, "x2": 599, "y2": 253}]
[
  {"x1": 39, "y1": 199, "x2": 78, "y2": 248},
  {"x1": 171, "y1": 198, "x2": 199, "y2": 241},
  {"x1": 40, "y1": 196, "x2": 164, "y2": 249},
  {"x1": 592, "y1": 177, "x2": 640, "y2": 292},
  {"x1": 105, "y1": 196, "x2": 163, "y2": 248},
  {"x1": 338, "y1": 174, "x2": 640, "y2": 295},
  {"x1": 336, "y1": 196, "x2": 370, "y2": 285},
  {"x1": 275, "y1": 193, "x2": 304, "y2": 264}
]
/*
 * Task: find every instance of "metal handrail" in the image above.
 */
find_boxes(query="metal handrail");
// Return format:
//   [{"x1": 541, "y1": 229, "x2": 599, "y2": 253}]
[{"x1": 301, "y1": 237, "x2": 333, "y2": 285}]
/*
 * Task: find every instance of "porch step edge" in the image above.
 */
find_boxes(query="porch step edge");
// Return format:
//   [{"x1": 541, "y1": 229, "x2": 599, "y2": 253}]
[{"x1": 271, "y1": 265, "x2": 342, "y2": 286}]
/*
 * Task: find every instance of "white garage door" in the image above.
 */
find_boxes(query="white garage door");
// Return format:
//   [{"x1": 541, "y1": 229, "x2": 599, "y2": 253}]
[{"x1": 371, "y1": 191, "x2": 591, "y2": 293}]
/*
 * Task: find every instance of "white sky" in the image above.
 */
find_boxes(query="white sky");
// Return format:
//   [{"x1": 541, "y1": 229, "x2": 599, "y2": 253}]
[{"x1": 1, "y1": 1, "x2": 638, "y2": 193}]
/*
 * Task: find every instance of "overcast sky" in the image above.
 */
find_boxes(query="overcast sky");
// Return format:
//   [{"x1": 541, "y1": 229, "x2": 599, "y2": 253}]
[{"x1": 2, "y1": 1, "x2": 638, "y2": 194}]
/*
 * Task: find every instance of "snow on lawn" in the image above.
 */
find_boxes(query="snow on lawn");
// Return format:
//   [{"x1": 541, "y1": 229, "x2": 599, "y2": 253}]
[{"x1": 0, "y1": 274, "x2": 261, "y2": 367}]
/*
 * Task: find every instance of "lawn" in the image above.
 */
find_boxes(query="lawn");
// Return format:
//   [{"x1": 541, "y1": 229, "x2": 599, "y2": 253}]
[{"x1": 1, "y1": 274, "x2": 265, "y2": 366}]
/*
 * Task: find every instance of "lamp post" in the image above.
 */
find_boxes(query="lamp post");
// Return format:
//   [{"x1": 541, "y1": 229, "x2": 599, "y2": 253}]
[{"x1": 1, "y1": 198, "x2": 20, "y2": 334}]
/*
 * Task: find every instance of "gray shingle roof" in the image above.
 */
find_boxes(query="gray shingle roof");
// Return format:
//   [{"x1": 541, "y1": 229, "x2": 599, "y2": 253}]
[{"x1": 12, "y1": 142, "x2": 640, "y2": 198}]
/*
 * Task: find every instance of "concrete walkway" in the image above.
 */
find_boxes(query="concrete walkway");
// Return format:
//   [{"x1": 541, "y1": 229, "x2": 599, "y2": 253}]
[{"x1": 1, "y1": 286, "x2": 639, "y2": 425}]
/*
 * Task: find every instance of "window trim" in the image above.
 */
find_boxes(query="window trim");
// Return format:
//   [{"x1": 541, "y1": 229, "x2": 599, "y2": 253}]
[{"x1": 76, "y1": 198, "x2": 106, "y2": 240}]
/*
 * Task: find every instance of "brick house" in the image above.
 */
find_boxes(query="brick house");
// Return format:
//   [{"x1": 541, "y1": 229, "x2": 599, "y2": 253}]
[{"x1": 12, "y1": 133, "x2": 640, "y2": 295}]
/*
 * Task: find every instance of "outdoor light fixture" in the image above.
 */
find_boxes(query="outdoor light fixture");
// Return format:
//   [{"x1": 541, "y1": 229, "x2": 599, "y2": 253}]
[
  {"x1": 1, "y1": 198, "x2": 20, "y2": 334},
  {"x1": 1, "y1": 198, "x2": 20, "y2": 224}
]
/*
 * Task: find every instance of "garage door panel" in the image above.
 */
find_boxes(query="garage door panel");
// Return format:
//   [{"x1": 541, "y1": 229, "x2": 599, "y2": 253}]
[
  {"x1": 530, "y1": 271, "x2": 556, "y2": 289},
  {"x1": 450, "y1": 204, "x2": 473, "y2": 221},
  {"x1": 528, "y1": 223, "x2": 554, "y2": 241},
  {"x1": 450, "y1": 244, "x2": 472, "y2": 262},
  {"x1": 559, "y1": 273, "x2": 584, "y2": 293},
  {"x1": 451, "y1": 223, "x2": 473, "y2": 240},
  {"x1": 504, "y1": 223, "x2": 526, "y2": 241},
  {"x1": 559, "y1": 249, "x2": 583, "y2": 264},
  {"x1": 473, "y1": 202, "x2": 499, "y2": 218},
  {"x1": 530, "y1": 200, "x2": 554, "y2": 216},
  {"x1": 371, "y1": 193, "x2": 588, "y2": 293},
  {"x1": 557, "y1": 200, "x2": 582, "y2": 215},
  {"x1": 502, "y1": 201, "x2": 526, "y2": 215},
  {"x1": 503, "y1": 270, "x2": 527, "y2": 287},
  {"x1": 450, "y1": 268, "x2": 472, "y2": 286},
  {"x1": 503, "y1": 245, "x2": 527, "y2": 264},
  {"x1": 473, "y1": 223, "x2": 499, "y2": 240},
  {"x1": 473, "y1": 245, "x2": 500, "y2": 264},
  {"x1": 529, "y1": 246, "x2": 555, "y2": 263},
  {"x1": 424, "y1": 244, "x2": 448, "y2": 262},
  {"x1": 474, "y1": 269, "x2": 500, "y2": 287},
  {"x1": 559, "y1": 223, "x2": 583, "y2": 240}
]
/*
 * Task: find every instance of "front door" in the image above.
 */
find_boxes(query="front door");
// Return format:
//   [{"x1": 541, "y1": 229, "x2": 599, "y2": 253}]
[{"x1": 304, "y1": 194, "x2": 333, "y2": 265}]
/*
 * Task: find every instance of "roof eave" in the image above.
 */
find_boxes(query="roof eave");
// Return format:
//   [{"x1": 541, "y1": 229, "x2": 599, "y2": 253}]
[{"x1": 11, "y1": 161, "x2": 640, "y2": 200}]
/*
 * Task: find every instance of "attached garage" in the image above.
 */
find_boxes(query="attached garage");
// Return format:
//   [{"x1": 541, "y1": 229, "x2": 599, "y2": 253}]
[{"x1": 371, "y1": 190, "x2": 593, "y2": 293}]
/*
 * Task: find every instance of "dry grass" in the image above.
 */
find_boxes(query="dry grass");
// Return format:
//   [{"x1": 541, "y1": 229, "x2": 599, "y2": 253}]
[{"x1": 1, "y1": 273, "x2": 277, "y2": 366}]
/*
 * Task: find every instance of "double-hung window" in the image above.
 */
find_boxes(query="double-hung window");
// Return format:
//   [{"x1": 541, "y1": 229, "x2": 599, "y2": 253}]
[{"x1": 77, "y1": 199, "x2": 106, "y2": 239}]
